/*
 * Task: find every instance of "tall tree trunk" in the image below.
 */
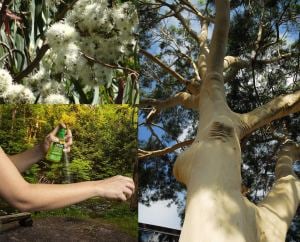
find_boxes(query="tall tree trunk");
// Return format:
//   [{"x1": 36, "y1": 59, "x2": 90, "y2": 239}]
[{"x1": 171, "y1": 0, "x2": 300, "y2": 241}]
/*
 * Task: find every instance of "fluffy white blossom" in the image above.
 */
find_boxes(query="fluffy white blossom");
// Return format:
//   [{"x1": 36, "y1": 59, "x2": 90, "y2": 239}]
[
  {"x1": 64, "y1": 43, "x2": 81, "y2": 72},
  {"x1": 77, "y1": 65, "x2": 94, "y2": 85},
  {"x1": 80, "y1": 4, "x2": 113, "y2": 34},
  {"x1": 93, "y1": 64, "x2": 113, "y2": 85},
  {"x1": 43, "y1": 0, "x2": 138, "y2": 89},
  {"x1": 40, "y1": 81, "x2": 64, "y2": 97},
  {"x1": 43, "y1": 94, "x2": 69, "y2": 104},
  {"x1": 27, "y1": 67, "x2": 47, "y2": 85},
  {"x1": 0, "y1": 69, "x2": 13, "y2": 94},
  {"x1": 46, "y1": 0, "x2": 61, "y2": 4},
  {"x1": 2, "y1": 84, "x2": 35, "y2": 103},
  {"x1": 46, "y1": 22, "x2": 78, "y2": 47},
  {"x1": 45, "y1": 49, "x2": 65, "y2": 73}
]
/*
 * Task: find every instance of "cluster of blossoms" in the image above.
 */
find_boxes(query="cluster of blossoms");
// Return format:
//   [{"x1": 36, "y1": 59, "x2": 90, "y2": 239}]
[
  {"x1": 23, "y1": 0, "x2": 138, "y2": 104},
  {"x1": 1, "y1": 1, "x2": 138, "y2": 104},
  {"x1": 0, "y1": 69, "x2": 35, "y2": 104}
]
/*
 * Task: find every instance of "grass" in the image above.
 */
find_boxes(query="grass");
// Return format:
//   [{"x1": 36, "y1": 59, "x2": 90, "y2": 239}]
[{"x1": 32, "y1": 198, "x2": 138, "y2": 237}]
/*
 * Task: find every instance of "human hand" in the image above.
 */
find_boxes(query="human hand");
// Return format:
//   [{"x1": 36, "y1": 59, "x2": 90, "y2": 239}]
[
  {"x1": 42, "y1": 123, "x2": 73, "y2": 154},
  {"x1": 95, "y1": 175, "x2": 135, "y2": 201}
]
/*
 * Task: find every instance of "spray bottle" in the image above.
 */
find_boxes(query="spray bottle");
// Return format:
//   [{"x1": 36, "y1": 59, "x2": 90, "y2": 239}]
[{"x1": 46, "y1": 127, "x2": 66, "y2": 162}]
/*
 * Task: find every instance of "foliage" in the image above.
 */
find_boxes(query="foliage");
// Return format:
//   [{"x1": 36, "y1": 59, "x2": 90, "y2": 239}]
[{"x1": 0, "y1": 104, "x2": 137, "y2": 184}]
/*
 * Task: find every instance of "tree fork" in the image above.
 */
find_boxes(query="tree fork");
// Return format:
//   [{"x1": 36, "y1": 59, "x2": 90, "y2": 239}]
[{"x1": 256, "y1": 141, "x2": 300, "y2": 242}]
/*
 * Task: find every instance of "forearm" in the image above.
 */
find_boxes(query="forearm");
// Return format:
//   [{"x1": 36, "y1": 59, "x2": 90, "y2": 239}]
[
  {"x1": 9, "y1": 144, "x2": 45, "y2": 172},
  {"x1": 13, "y1": 181, "x2": 98, "y2": 212},
  {"x1": 0, "y1": 148, "x2": 133, "y2": 212}
]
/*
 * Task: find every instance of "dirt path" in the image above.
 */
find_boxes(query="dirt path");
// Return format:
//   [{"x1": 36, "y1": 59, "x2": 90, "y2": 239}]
[{"x1": 0, "y1": 217, "x2": 137, "y2": 242}]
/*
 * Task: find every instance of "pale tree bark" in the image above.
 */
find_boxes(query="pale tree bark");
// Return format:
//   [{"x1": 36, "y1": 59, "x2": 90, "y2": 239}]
[
  {"x1": 240, "y1": 90, "x2": 300, "y2": 139},
  {"x1": 139, "y1": 1, "x2": 299, "y2": 240},
  {"x1": 256, "y1": 141, "x2": 300, "y2": 242},
  {"x1": 170, "y1": 1, "x2": 300, "y2": 242}
]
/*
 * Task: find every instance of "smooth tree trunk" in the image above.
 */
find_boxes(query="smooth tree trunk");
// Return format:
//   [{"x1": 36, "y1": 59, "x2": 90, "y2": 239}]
[
  {"x1": 173, "y1": 106, "x2": 300, "y2": 242},
  {"x1": 171, "y1": 1, "x2": 300, "y2": 241}
]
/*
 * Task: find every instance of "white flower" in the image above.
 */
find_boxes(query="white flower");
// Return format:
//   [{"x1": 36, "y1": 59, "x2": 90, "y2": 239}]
[
  {"x1": 93, "y1": 64, "x2": 113, "y2": 85},
  {"x1": 77, "y1": 65, "x2": 95, "y2": 86},
  {"x1": 115, "y1": 2, "x2": 139, "y2": 26},
  {"x1": 46, "y1": 0, "x2": 61, "y2": 5},
  {"x1": 43, "y1": 94, "x2": 69, "y2": 104},
  {"x1": 81, "y1": 5, "x2": 113, "y2": 34},
  {"x1": 0, "y1": 69, "x2": 13, "y2": 94},
  {"x1": 46, "y1": 22, "x2": 78, "y2": 47},
  {"x1": 30, "y1": 0, "x2": 139, "y2": 102},
  {"x1": 2, "y1": 84, "x2": 35, "y2": 103},
  {"x1": 40, "y1": 81, "x2": 64, "y2": 97},
  {"x1": 64, "y1": 43, "x2": 81, "y2": 72},
  {"x1": 30, "y1": 67, "x2": 46, "y2": 82},
  {"x1": 46, "y1": 49, "x2": 65, "y2": 73}
]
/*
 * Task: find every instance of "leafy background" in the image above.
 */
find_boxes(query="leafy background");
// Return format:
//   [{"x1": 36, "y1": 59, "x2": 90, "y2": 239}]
[{"x1": 0, "y1": 104, "x2": 138, "y2": 236}]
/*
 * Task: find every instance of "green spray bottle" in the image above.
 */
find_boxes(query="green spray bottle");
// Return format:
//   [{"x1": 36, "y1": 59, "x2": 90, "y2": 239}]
[{"x1": 46, "y1": 128, "x2": 66, "y2": 162}]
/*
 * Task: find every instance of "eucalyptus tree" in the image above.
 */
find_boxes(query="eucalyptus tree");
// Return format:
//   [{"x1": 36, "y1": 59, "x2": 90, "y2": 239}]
[{"x1": 138, "y1": 0, "x2": 300, "y2": 241}]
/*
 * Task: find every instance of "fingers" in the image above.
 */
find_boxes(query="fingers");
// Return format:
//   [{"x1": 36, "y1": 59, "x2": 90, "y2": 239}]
[
  {"x1": 49, "y1": 125, "x2": 60, "y2": 136},
  {"x1": 47, "y1": 125, "x2": 63, "y2": 143},
  {"x1": 59, "y1": 123, "x2": 67, "y2": 129},
  {"x1": 65, "y1": 129, "x2": 73, "y2": 145},
  {"x1": 125, "y1": 180, "x2": 135, "y2": 193},
  {"x1": 121, "y1": 187, "x2": 133, "y2": 201},
  {"x1": 64, "y1": 129, "x2": 73, "y2": 153},
  {"x1": 97, "y1": 175, "x2": 135, "y2": 202},
  {"x1": 46, "y1": 134, "x2": 59, "y2": 143},
  {"x1": 47, "y1": 124, "x2": 73, "y2": 153},
  {"x1": 119, "y1": 177, "x2": 135, "y2": 201}
]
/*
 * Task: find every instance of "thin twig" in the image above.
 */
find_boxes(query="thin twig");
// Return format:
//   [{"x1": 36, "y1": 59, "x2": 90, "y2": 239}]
[
  {"x1": 140, "y1": 49, "x2": 188, "y2": 85},
  {"x1": 0, "y1": 0, "x2": 12, "y2": 29},
  {"x1": 82, "y1": 53, "x2": 139, "y2": 76},
  {"x1": 14, "y1": 43, "x2": 49, "y2": 83},
  {"x1": 138, "y1": 139, "x2": 194, "y2": 159}
]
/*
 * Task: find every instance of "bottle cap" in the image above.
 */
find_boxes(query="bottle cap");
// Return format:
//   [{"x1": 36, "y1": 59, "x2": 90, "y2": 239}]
[{"x1": 57, "y1": 128, "x2": 66, "y2": 139}]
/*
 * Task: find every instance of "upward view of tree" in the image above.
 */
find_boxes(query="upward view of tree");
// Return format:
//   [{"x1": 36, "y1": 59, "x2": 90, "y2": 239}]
[
  {"x1": 138, "y1": 0, "x2": 299, "y2": 241},
  {"x1": 0, "y1": 0, "x2": 139, "y2": 104}
]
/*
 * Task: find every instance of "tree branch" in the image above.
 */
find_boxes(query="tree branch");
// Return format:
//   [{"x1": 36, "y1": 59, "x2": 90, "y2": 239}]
[
  {"x1": 156, "y1": 1, "x2": 199, "y2": 43},
  {"x1": 179, "y1": 0, "x2": 214, "y2": 23},
  {"x1": 13, "y1": 43, "x2": 50, "y2": 83},
  {"x1": 145, "y1": 107, "x2": 159, "y2": 124},
  {"x1": 140, "y1": 92, "x2": 200, "y2": 110},
  {"x1": 240, "y1": 90, "x2": 300, "y2": 139},
  {"x1": 140, "y1": 49, "x2": 188, "y2": 85},
  {"x1": 138, "y1": 139, "x2": 194, "y2": 159},
  {"x1": 54, "y1": 0, "x2": 80, "y2": 22},
  {"x1": 206, "y1": 0, "x2": 230, "y2": 76},
  {"x1": 83, "y1": 53, "x2": 139, "y2": 76},
  {"x1": 256, "y1": 141, "x2": 300, "y2": 241},
  {"x1": 223, "y1": 53, "x2": 296, "y2": 74},
  {"x1": 0, "y1": 0, "x2": 12, "y2": 29},
  {"x1": 197, "y1": 20, "x2": 209, "y2": 80}
]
